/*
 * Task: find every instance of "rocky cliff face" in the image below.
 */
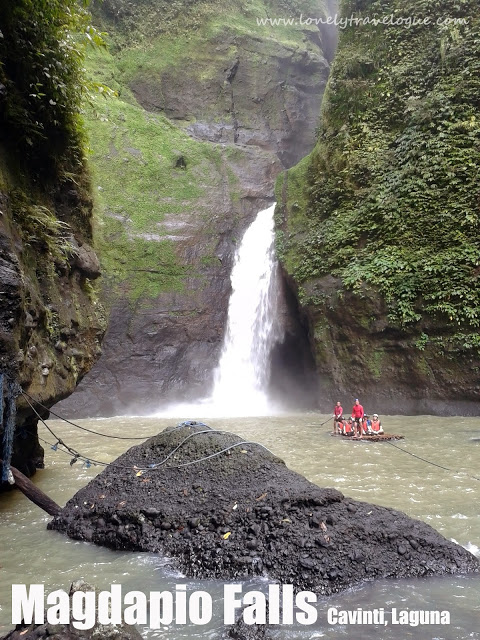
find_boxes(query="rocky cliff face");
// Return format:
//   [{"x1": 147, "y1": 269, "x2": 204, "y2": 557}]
[
  {"x1": 55, "y1": 0, "x2": 336, "y2": 417},
  {"x1": 276, "y1": 0, "x2": 480, "y2": 415},
  {"x1": 0, "y1": 2, "x2": 106, "y2": 477},
  {"x1": 0, "y1": 160, "x2": 105, "y2": 476}
]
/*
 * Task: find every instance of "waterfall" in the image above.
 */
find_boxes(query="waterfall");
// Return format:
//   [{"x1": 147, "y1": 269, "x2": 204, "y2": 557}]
[
  {"x1": 154, "y1": 203, "x2": 283, "y2": 417},
  {"x1": 210, "y1": 204, "x2": 282, "y2": 414}
]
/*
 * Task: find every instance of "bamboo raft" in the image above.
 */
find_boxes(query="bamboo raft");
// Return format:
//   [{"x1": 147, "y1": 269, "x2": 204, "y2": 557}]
[{"x1": 332, "y1": 433, "x2": 404, "y2": 442}]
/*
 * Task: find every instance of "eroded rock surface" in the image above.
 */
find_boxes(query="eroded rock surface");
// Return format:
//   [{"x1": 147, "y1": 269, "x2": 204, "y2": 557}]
[
  {"x1": 0, "y1": 180, "x2": 105, "y2": 478},
  {"x1": 49, "y1": 425, "x2": 479, "y2": 594}
]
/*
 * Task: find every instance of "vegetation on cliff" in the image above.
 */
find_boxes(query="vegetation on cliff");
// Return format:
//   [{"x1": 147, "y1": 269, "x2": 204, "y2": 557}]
[
  {"x1": 0, "y1": 1, "x2": 105, "y2": 473},
  {"x1": 94, "y1": 0, "x2": 328, "y2": 45},
  {"x1": 81, "y1": 0, "x2": 331, "y2": 301},
  {"x1": 83, "y1": 47, "x2": 230, "y2": 301},
  {"x1": 278, "y1": 0, "x2": 480, "y2": 359},
  {"x1": 0, "y1": 0, "x2": 108, "y2": 269},
  {"x1": 0, "y1": 0, "x2": 106, "y2": 175}
]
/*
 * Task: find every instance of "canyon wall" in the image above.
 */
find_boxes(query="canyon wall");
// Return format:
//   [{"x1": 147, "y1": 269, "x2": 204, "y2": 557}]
[
  {"x1": 0, "y1": 1, "x2": 105, "y2": 476},
  {"x1": 276, "y1": 0, "x2": 480, "y2": 415},
  {"x1": 56, "y1": 0, "x2": 336, "y2": 416}
]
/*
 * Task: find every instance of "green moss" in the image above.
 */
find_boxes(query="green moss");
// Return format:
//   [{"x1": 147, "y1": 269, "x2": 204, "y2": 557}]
[
  {"x1": 93, "y1": 0, "x2": 328, "y2": 50},
  {"x1": 356, "y1": 315, "x2": 371, "y2": 331},
  {"x1": 415, "y1": 355, "x2": 433, "y2": 379},
  {"x1": 93, "y1": 0, "x2": 328, "y2": 130},
  {"x1": 84, "y1": 0, "x2": 331, "y2": 302},
  {"x1": 281, "y1": 0, "x2": 480, "y2": 354},
  {"x1": 84, "y1": 48, "x2": 235, "y2": 300},
  {"x1": 275, "y1": 154, "x2": 312, "y2": 269},
  {"x1": 368, "y1": 348, "x2": 384, "y2": 381},
  {"x1": 87, "y1": 101, "x2": 210, "y2": 228}
]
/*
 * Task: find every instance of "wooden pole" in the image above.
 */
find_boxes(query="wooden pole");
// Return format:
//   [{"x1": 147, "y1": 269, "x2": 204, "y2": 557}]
[{"x1": 0, "y1": 458, "x2": 62, "y2": 516}]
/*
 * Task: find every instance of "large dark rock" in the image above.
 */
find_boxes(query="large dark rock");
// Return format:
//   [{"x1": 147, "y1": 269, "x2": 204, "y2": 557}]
[
  {"x1": 224, "y1": 617, "x2": 270, "y2": 640},
  {"x1": 49, "y1": 424, "x2": 478, "y2": 594},
  {"x1": 1, "y1": 624, "x2": 140, "y2": 640},
  {"x1": 71, "y1": 241, "x2": 101, "y2": 280}
]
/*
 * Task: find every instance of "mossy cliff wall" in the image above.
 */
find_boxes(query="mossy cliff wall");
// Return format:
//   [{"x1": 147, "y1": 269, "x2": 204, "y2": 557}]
[
  {"x1": 0, "y1": 161, "x2": 105, "y2": 475},
  {"x1": 0, "y1": 2, "x2": 105, "y2": 476},
  {"x1": 56, "y1": 0, "x2": 336, "y2": 416},
  {"x1": 276, "y1": 0, "x2": 480, "y2": 415}
]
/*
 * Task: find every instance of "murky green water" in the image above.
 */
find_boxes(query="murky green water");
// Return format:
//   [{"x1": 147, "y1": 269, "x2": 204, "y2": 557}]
[{"x1": 1, "y1": 414, "x2": 479, "y2": 638}]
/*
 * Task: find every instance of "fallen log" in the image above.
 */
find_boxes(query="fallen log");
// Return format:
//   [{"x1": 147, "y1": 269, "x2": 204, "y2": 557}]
[{"x1": 0, "y1": 458, "x2": 62, "y2": 516}]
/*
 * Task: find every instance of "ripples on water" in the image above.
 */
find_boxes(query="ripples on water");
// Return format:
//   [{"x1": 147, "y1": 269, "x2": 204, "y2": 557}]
[{"x1": 1, "y1": 414, "x2": 479, "y2": 638}]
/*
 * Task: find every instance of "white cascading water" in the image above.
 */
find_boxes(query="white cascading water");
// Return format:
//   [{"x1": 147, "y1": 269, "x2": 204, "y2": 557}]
[
  {"x1": 209, "y1": 204, "x2": 282, "y2": 414},
  {"x1": 155, "y1": 203, "x2": 283, "y2": 417}
]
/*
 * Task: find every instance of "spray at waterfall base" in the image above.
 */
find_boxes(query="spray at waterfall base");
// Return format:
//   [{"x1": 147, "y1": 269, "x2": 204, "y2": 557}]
[{"x1": 156, "y1": 204, "x2": 318, "y2": 418}]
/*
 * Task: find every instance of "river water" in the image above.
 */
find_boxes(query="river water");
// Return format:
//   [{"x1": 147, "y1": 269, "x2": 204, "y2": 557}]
[{"x1": 1, "y1": 413, "x2": 479, "y2": 638}]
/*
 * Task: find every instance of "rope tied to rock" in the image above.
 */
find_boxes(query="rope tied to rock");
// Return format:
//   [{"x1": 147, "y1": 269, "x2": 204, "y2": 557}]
[
  {"x1": 36, "y1": 419, "x2": 275, "y2": 475},
  {"x1": 12, "y1": 377, "x2": 480, "y2": 484},
  {"x1": 1, "y1": 374, "x2": 21, "y2": 483}
]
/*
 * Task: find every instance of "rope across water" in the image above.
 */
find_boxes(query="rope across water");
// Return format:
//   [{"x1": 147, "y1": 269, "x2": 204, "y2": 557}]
[
  {"x1": 2, "y1": 373, "x2": 479, "y2": 483},
  {"x1": 23, "y1": 392, "x2": 275, "y2": 473}
]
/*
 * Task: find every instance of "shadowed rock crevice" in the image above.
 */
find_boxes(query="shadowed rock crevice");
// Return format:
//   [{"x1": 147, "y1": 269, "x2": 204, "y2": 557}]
[{"x1": 268, "y1": 276, "x2": 319, "y2": 410}]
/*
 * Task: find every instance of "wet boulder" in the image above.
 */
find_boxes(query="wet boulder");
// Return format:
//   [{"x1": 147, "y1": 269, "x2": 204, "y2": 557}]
[
  {"x1": 224, "y1": 616, "x2": 270, "y2": 640},
  {"x1": 70, "y1": 240, "x2": 101, "y2": 280},
  {"x1": 49, "y1": 424, "x2": 479, "y2": 594}
]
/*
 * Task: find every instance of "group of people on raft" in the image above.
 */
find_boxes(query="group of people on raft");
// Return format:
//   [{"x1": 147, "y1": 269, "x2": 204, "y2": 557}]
[{"x1": 333, "y1": 398, "x2": 384, "y2": 437}]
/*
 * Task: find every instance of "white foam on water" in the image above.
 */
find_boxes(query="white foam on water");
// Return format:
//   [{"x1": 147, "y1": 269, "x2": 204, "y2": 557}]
[{"x1": 451, "y1": 538, "x2": 480, "y2": 558}]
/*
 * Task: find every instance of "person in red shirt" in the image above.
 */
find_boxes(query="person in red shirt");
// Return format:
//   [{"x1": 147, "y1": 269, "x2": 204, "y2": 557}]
[
  {"x1": 333, "y1": 401, "x2": 343, "y2": 432},
  {"x1": 351, "y1": 398, "x2": 364, "y2": 437}
]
